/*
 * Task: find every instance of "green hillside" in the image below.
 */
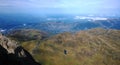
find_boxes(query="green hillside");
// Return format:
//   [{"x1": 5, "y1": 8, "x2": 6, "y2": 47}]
[{"x1": 8, "y1": 28, "x2": 120, "y2": 65}]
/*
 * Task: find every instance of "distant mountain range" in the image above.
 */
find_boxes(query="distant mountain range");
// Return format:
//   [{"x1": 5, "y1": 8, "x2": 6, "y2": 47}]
[{"x1": 0, "y1": 15, "x2": 120, "y2": 34}]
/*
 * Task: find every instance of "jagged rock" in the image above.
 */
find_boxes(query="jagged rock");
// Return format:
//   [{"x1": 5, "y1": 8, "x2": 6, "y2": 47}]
[{"x1": 0, "y1": 33, "x2": 41, "y2": 65}]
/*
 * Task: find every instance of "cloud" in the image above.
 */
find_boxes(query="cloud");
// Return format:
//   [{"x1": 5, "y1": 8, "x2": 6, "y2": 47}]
[
  {"x1": 0, "y1": 0, "x2": 119, "y2": 8},
  {"x1": 0, "y1": 0, "x2": 61, "y2": 8},
  {"x1": 0, "y1": 0, "x2": 119, "y2": 14}
]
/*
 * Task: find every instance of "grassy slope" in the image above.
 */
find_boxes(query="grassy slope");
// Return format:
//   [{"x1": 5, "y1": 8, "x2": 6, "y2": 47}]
[{"x1": 9, "y1": 28, "x2": 120, "y2": 65}]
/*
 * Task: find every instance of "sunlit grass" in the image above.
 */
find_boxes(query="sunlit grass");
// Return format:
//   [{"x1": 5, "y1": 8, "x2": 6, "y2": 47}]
[{"x1": 9, "y1": 28, "x2": 120, "y2": 65}]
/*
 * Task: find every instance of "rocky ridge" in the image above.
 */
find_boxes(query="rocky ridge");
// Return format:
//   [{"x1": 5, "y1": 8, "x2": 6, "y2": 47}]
[{"x1": 0, "y1": 33, "x2": 41, "y2": 65}]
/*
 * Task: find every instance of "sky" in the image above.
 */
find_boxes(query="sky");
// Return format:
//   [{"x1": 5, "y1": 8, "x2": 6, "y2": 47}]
[{"x1": 0, "y1": 0, "x2": 120, "y2": 15}]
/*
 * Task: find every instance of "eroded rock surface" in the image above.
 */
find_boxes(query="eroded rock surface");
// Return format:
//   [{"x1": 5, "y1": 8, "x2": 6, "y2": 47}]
[{"x1": 0, "y1": 33, "x2": 41, "y2": 65}]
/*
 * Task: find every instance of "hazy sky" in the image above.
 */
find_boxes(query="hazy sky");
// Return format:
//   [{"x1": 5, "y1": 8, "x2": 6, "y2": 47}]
[{"x1": 0, "y1": 0, "x2": 120, "y2": 15}]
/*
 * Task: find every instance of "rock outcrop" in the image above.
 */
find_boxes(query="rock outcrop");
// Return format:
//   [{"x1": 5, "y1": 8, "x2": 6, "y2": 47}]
[{"x1": 0, "y1": 33, "x2": 41, "y2": 65}]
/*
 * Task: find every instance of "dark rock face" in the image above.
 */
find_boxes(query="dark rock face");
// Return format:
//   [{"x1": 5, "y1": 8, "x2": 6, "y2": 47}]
[{"x1": 0, "y1": 33, "x2": 41, "y2": 65}]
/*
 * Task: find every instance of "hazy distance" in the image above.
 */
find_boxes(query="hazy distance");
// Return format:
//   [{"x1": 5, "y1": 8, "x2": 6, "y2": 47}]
[{"x1": 0, "y1": 0, "x2": 120, "y2": 16}]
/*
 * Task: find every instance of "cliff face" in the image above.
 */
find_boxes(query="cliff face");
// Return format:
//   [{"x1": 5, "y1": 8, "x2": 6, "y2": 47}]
[{"x1": 0, "y1": 33, "x2": 41, "y2": 65}]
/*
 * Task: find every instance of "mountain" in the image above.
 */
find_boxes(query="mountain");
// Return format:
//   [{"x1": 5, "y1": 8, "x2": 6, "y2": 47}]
[
  {"x1": 0, "y1": 15, "x2": 120, "y2": 35},
  {"x1": 9, "y1": 17, "x2": 120, "y2": 34},
  {"x1": 35, "y1": 28, "x2": 120, "y2": 65},
  {"x1": 0, "y1": 33, "x2": 41, "y2": 65},
  {"x1": 7, "y1": 29, "x2": 48, "y2": 41},
  {"x1": 8, "y1": 28, "x2": 120, "y2": 65}
]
